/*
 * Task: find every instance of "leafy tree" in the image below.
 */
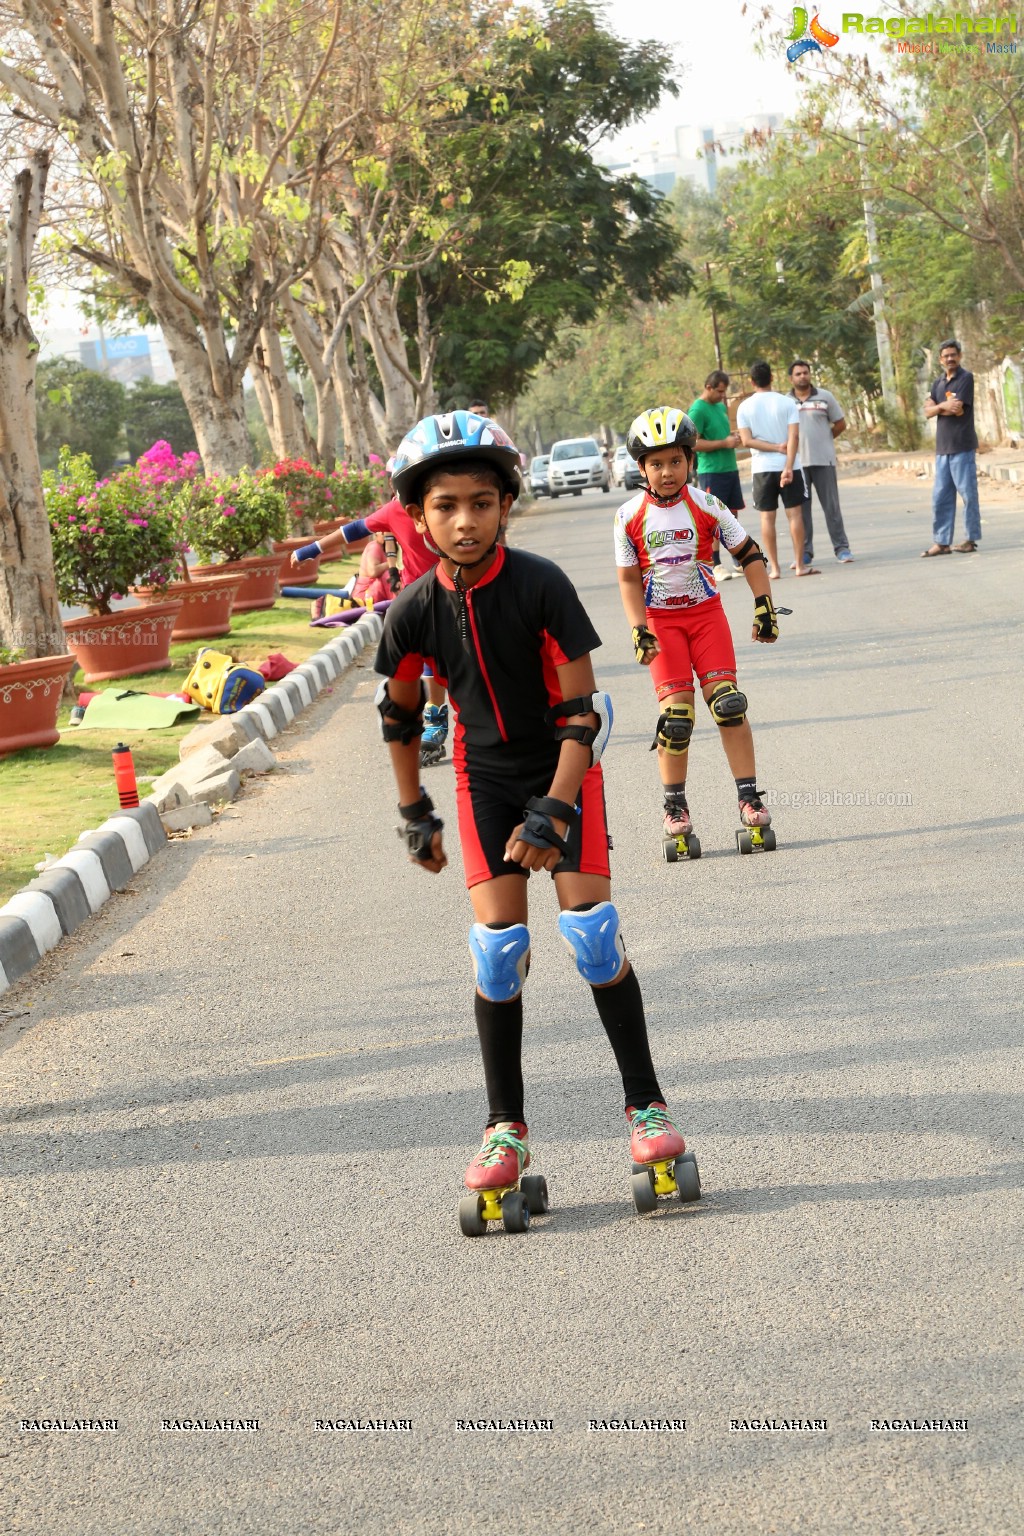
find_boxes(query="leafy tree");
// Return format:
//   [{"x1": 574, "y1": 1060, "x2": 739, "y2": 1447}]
[
  {"x1": 123, "y1": 381, "x2": 200, "y2": 465},
  {"x1": 36, "y1": 358, "x2": 126, "y2": 475}
]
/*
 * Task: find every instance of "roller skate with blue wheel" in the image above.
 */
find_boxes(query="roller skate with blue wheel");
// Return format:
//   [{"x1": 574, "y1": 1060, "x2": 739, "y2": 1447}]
[
  {"x1": 458, "y1": 1120, "x2": 549, "y2": 1237},
  {"x1": 662, "y1": 789, "x2": 700, "y2": 863},
  {"x1": 627, "y1": 1102, "x2": 701, "y2": 1213},
  {"x1": 420, "y1": 702, "x2": 448, "y2": 768},
  {"x1": 736, "y1": 790, "x2": 776, "y2": 855}
]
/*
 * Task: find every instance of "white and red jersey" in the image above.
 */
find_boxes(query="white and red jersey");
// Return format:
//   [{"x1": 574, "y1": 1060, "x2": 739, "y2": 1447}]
[{"x1": 614, "y1": 483, "x2": 748, "y2": 610}]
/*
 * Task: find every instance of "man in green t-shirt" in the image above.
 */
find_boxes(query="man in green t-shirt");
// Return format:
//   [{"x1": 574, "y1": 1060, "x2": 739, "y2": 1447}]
[{"x1": 688, "y1": 370, "x2": 745, "y2": 581}]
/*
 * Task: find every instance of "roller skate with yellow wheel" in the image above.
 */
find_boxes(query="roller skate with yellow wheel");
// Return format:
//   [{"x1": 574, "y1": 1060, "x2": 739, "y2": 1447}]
[
  {"x1": 662, "y1": 788, "x2": 700, "y2": 863},
  {"x1": 457, "y1": 1120, "x2": 549, "y2": 1237},
  {"x1": 627, "y1": 1102, "x2": 701, "y2": 1213},
  {"x1": 420, "y1": 702, "x2": 448, "y2": 768},
  {"x1": 736, "y1": 790, "x2": 776, "y2": 855}
]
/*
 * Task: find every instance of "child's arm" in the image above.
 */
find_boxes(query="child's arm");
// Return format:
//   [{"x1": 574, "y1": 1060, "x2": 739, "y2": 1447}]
[
  {"x1": 616, "y1": 566, "x2": 660, "y2": 663},
  {"x1": 291, "y1": 522, "x2": 372, "y2": 567},
  {"x1": 720, "y1": 512, "x2": 779, "y2": 646},
  {"x1": 504, "y1": 654, "x2": 602, "y2": 874},
  {"x1": 380, "y1": 676, "x2": 447, "y2": 873}
]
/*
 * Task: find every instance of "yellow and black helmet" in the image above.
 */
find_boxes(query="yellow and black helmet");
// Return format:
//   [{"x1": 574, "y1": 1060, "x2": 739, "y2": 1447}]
[{"x1": 626, "y1": 406, "x2": 698, "y2": 465}]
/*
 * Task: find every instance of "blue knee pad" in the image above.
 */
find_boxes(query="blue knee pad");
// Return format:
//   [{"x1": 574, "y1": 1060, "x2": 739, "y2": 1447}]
[
  {"x1": 469, "y1": 922, "x2": 531, "y2": 1002},
  {"x1": 558, "y1": 902, "x2": 626, "y2": 986}
]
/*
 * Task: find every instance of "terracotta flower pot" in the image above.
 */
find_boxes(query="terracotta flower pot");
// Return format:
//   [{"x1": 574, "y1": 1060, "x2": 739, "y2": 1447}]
[
  {"x1": 190, "y1": 554, "x2": 281, "y2": 613},
  {"x1": 0, "y1": 653, "x2": 78, "y2": 757},
  {"x1": 132, "y1": 574, "x2": 242, "y2": 641},
  {"x1": 272, "y1": 536, "x2": 323, "y2": 583},
  {"x1": 63, "y1": 600, "x2": 182, "y2": 683},
  {"x1": 312, "y1": 517, "x2": 344, "y2": 537}
]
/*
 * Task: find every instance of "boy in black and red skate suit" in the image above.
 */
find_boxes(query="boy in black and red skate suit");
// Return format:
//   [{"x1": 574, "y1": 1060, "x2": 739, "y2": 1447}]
[
  {"x1": 375, "y1": 410, "x2": 690, "y2": 1210},
  {"x1": 614, "y1": 406, "x2": 780, "y2": 847}
]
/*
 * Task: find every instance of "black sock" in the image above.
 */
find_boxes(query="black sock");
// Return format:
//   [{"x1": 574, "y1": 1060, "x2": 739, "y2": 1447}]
[
  {"x1": 663, "y1": 782, "x2": 688, "y2": 809},
  {"x1": 735, "y1": 776, "x2": 758, "y2": 802},
  {"x1": 474, "y1": 992, "x2": 524, "y2": 1124},
  {"x1": 590, "y1": 966, "x2": 663, "y2": 1111}
]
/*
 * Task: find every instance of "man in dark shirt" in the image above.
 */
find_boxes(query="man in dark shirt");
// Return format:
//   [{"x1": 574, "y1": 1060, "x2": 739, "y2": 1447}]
[{"x1": 922, "y1": 339, "x2": 981, "y2": 556}]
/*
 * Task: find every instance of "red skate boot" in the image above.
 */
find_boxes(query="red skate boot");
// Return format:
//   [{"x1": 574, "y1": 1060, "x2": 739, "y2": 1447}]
[
  {"x1": 736, "y1": 791, "x2": 776, "y2": 855},
  {"x1": 458, "y1": 1122, "x2": 548, "y2": 1238},
  {"x1": 662, "y1": 790, "x2": 700, "y2": 863},
  {"x1": 627, "y1": 1103, "x2": 701, "y2": 1213}
]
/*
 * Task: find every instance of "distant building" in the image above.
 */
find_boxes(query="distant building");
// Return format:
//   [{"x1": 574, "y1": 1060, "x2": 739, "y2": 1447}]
[
  {"x1": 79, "y1": 333, "x2": 154, "y2": 386},
  {"x1": 599, "y1": 114, "x2": 785, "y2": 198}
]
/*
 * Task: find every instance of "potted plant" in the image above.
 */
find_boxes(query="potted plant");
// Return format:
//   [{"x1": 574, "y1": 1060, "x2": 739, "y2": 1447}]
[
  {"x1": 128, "y1": 441, "x2": 242, "y2": 640},
  {"x1": 178, "y1": 471, "x2": 289, "y2": 612},
  {"x1": 332, "y1": 456, "x2": 389, "y2": 521},
  {"x1": 46, "y1": 449, "x2": 183, "y2": 681},
  {"x1": 0, "y1": 643, "x2": 78, "y2": 757},
  {"x1": 267, "y1": 458, "x2": 343, "y2": 578}
]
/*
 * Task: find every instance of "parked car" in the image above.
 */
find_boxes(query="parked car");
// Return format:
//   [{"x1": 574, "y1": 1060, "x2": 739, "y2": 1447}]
[
  {"x1": 548, "y1": 436, "x2": 610, "y2": 497},
  {"x1": 611, "y1": 445, "x2": 642, "y2": 490},
  {"x1": 529, "y1": 455, "x2": 551, "y2": 497}
]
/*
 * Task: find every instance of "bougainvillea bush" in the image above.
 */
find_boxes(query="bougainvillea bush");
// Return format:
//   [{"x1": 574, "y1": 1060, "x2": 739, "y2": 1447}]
[
  {"x1": 44, "y1": 448, "x2": 181, "y2": 614},
  {"x1": 332, "y1": 455, "x2": 389, "y2": 517},
  {"x1": 266, "y1": 459, "x2": 340, "y2": 534},
  {"x1": 174, "y1": 471, "x2": 289, "y2": 564}
]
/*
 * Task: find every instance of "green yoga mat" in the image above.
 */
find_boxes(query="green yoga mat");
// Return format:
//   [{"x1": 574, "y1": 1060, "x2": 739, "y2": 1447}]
[{"x1": 77, "y1": 690, "x2": 202, "y2": 730}]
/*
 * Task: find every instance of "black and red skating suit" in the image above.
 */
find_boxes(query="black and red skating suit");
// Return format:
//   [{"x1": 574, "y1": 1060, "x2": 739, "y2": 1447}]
[{"x1": 375, "y1": 546, "x2": 611, "y2": 887}]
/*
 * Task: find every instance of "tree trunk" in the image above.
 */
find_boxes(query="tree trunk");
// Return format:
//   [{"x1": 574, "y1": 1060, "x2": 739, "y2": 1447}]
[
  {"x1": 0, "y1": 152, "x2": 66, "y2": 662},
  {"x1": 285, "y1": 296, "x2": 341, "y2": 471},
  {"x1": 255, "y1": 324, "x2": 309, "y2": 463},
  {"x1": 362, "y1": 282, "x2": 417, "y2": 448},
  {"x1": 158, "y1": 307, "x2": 252, "y2": 477}
]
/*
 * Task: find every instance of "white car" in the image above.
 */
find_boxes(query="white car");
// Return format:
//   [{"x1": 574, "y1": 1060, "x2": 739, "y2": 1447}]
[
  {"x1": 611, "y1": 445, "x2": 642, "y2": 490},
  {"x1": 548, "y1": 437, "x2": 610, "y2": 497}
]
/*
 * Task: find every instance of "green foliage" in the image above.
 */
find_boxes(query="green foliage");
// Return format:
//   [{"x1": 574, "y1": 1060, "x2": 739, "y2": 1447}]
[
  {"x1": 44, "y1": 449, "x2": 181, "y2": 615},
  {"x1": 36, "y1": 360, "x2": 127, "y2": 476},
  {"x1": 331, "y1": 459, "x2": 390, "y2": 517},
  {"x1": 173, "y1": 473, "x2": 289, "y2": 563},
  {"x1": 415, "y1": 0, "x2": 692, "y2": 409},
  {"x1": 0, "y1": 645, "x2": 27, "y2": 667},
  {"x1": 124, "y1": 380, "x2": 200, "y2": 463}
]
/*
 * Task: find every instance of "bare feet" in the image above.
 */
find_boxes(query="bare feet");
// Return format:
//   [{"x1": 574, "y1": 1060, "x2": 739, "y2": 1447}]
[
  {"x1": 768, "y1": 567, "x2": 782, "y2": 580},
  {"x1": 794, "y1": 566, "x2": 821, "y2": 576}
]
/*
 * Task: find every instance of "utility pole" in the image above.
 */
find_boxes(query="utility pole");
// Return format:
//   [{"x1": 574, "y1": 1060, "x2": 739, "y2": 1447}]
[
  {"x1": 704, "y1": 262, "x2": 723, "y2": 371},
  {"x1": 858, "y1": 128, "x2": 899, "y2": 446}
]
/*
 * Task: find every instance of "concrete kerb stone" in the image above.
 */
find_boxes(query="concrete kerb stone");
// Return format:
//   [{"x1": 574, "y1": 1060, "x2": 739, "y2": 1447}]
[
  {"x1": 0, "y1": 915, "x2": 40, "y2": 988},
  {"x1": 105, "y1": 815, "x2": 150, "y2": 874},
  {"x1": 53, "y1": 848, "x2": 110, "y2": 913},
  {"x1": 261, "y1": 690, "x2": 291, "y2": 731},
  {"x1": 245, "y1": 699, "x2": 279, "y2": 739},
  {"x1": 23, "y1": 867, "x2": 92, "y2": 936},
  {"x1": 233, "y1": 738, "x2": 276, "y2": 775},
  {"x1": 115, "y1": 801, "x2": 167, "y2": 858},
  {"x1": 1, "y1": 891, "x2": 63, "y2": 955},
  {"x1": 271, "y1": 687, "x2": 296, "y2": 723},
  {"x1": 75, "y1": 829, "x2": 135, "y2": 891},
  {"x1": 279, "y1": 677, "x2": 310, "y2": 714}
]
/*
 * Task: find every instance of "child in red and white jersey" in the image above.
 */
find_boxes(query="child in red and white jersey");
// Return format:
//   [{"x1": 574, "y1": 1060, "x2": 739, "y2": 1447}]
[{"x1": 613, "y1": 406, "x2": 780, "y2": 849}]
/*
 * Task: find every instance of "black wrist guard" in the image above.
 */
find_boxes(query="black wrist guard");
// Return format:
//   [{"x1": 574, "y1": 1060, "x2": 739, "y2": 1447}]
[
  {"x1": 396, "y1": 790, "x2": 443, "y2": 862},
  {"x1": 632, "y1": 624, "x2": 657, "y2": 664},
  {"x1": 753, "y1": 594, "x2": 779, "y2": 640},
  {"x1": 518, "y1": 795, "x2": 576, "y2": 858},
  {"x1": 388, "y1": 566, "x2": 402, "y2": 595}
]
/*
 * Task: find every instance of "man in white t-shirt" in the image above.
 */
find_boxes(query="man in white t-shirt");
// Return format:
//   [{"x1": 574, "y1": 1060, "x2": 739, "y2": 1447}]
[{"x1": 736, "y1": 361, "x2": 818, "y2": 579}]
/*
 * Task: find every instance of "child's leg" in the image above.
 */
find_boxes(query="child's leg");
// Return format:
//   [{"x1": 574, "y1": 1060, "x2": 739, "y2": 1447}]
[
  {"x1": 468, "y1": 873, "x2": 529, "y2": 1128},
  {"x1": 759, "y1": 507, "x2": 781, "y2": 578},
  {"x1": 646, "y1": 616, "x2": 696, "y2": 822},
  {"x1": 691, "y1": 604, "x2": 762, "y2": 795},
  {"x1": 553, "y1": 871, "x2": 663, "y2": 1111}
]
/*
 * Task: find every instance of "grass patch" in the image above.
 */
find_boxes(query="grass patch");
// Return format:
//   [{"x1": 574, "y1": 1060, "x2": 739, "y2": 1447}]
[{"x1": 0, "y1": 555, "x2": 360, "y2": 905}]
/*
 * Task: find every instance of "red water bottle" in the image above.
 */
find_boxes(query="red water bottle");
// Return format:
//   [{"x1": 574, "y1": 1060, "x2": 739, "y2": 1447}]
[{"x1": 112, "y1": 742, "x2": 140, "y2": 808}]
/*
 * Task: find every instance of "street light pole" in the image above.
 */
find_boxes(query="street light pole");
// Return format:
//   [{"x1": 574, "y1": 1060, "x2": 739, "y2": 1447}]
[
  {"x1": 858, "y1": 128, "x2": 899, "y2": 446},
  {"x1": 705, "y1": 262, "x2": 723, "y2": 371}
]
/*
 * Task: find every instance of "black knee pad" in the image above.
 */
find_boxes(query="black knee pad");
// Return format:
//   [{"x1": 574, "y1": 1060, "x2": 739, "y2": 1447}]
[
  {"x1": 708, "y1": 681, "x2": 747, "y2": 728},
  {"x1": 652, "y1": 701, "x2": 695, "y2": 754}
]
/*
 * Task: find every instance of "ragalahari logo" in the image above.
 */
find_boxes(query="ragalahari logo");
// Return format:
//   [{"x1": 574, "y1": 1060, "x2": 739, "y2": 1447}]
[{"x1": 786, "y1": 7, "x2": 840, "y2": 62}]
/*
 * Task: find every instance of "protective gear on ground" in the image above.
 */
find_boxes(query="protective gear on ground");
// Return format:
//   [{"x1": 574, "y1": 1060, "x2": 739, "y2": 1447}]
[
  {"x1": 558, "y1": 901, "x2": 627, "y2": 986},
  {"x1": 390, "y1": 411, "x2": 523, "y2": 507},
  {"x1": 632, "y1": 624, "x2": 658, "y2": 664},
  {"x1": 518, "y1": 795, "x2": 577, "y2": 860},
  {"x1": 545, "y1": 692, "x2": 613, "y2": 764},
  {"x1": 470, "y1": 922, "x2": 531, "y2": 1001},
  {"x1": 732, "y1": 535, "x2": 767, "y2": 570},
  {"x1": 752, "y1": 594, "x2": 779, "y2": 641},
  {"x1": 375, "y1": 677, "x2": 425, "y2": 743},
  {"x1": 626, "y1": 407, "x2": 698, "y2": 466},
  {"x1": 707, "y1": 680, "x2": 748, "y2": 727},
  {"x1": 183, "y1": 648, "x2": 265, "y2": 715},
  {"x1": 652, "y1": 700, "x2": 695, "y2": 754},
  {"x1": 397, "y1": 788, "x2": 443, "y2": 862}
]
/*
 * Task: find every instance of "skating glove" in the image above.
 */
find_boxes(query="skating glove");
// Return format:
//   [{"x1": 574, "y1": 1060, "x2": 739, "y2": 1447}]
[
  {"x1": 397, "y1": 790, "x2": 444, "y2": 863},
  {"x1": 388, "y1": 566, "x2": 402, "y2": 595},
  {"x1": 631, "y1": 624, "x2": 658, "y2": 664},
  {"x1": 518, "y1": 795, "x2": 577, "y2": 859},
  {"x1": 752, "y1": 594, "x2": 779, "y2": 641}
]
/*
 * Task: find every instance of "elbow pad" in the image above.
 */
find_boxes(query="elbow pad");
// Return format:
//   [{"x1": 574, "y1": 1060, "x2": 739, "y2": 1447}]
[
  {"x1": 545, "y1": 692, "x2": 613, "y2": 764},
  {"x1": 375, "y1": 678, "x2": 425, "y2": 744},
  {"x1": 732, "y1": 536, "x2": 767, "y2": 570}
]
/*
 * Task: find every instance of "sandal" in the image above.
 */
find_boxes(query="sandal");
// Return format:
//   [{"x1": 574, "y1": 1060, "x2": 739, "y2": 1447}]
[
  {"x1": 953, "y1": 540, "x2": 978, "y2": 553},
  {"x1": 921, "y1": 544, "x2": 951, "y2": 557}
]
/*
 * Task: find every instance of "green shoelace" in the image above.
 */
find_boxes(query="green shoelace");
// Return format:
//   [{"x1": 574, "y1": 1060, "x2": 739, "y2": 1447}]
[
  {"x1": 476, "y1": 1129, "x2": 526, "y2": 1168},
  {"x1": 630, "y1": 1106, "x2": 673, "y2": 1142}
]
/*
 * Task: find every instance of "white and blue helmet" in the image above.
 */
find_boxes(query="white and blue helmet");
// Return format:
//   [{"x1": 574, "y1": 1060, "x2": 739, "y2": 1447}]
[{"x1": 390, "y1": 411, "x2": 522, "y2": 507}]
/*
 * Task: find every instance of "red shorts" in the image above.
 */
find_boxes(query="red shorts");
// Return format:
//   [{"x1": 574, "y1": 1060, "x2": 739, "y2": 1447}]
[{"x1": 647, "y1": 600, "x2": 737, "y2": 701}]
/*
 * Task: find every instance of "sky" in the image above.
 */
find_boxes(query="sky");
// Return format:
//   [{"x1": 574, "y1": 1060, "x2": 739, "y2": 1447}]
[{"x1": 597, "y1": 0, "x2": 803, "y2": 153}]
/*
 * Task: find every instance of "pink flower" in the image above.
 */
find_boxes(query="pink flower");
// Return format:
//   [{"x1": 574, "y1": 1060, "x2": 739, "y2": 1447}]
[
  {"x1": 369, "y1": 454, "x2": 382, "y2": 464},
  {"x1": 68, "y1": 514, "x2": 77, "y2": 522}
]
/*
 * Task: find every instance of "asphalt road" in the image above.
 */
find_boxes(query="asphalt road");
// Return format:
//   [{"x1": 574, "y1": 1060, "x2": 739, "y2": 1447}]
[{"x1": 3, "y1": 479, "x2": 1022, "y2": 1535}]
